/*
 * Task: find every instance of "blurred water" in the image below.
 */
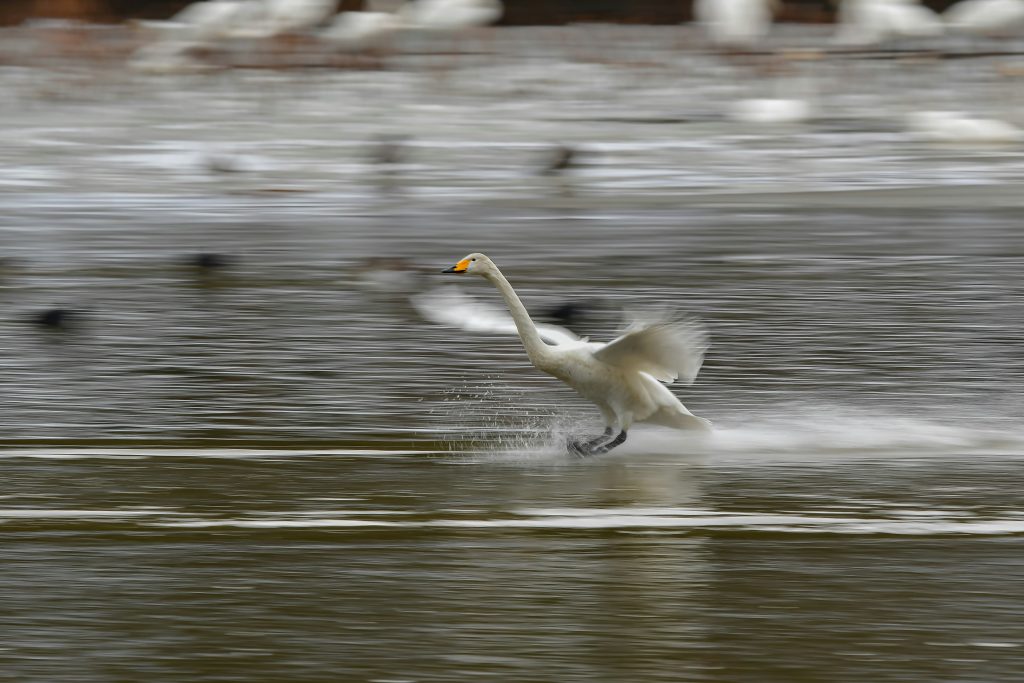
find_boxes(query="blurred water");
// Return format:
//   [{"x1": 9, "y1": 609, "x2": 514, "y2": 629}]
[{"x1": 1, "y1": 25, "x2": 1024, "y2": 682}]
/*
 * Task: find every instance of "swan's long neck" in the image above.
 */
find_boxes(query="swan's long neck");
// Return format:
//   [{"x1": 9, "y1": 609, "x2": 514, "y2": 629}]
[{"x1": 484, "y1": 268, "x2": 551, "y2": 365}]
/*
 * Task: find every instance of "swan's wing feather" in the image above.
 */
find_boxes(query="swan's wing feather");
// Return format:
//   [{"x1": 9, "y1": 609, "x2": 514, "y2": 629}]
[
  {"x1": 411, "y1": 285, "x2": 579, "y2": 346},
  {"x1": 593, "y1": 316, "x2": 708, "y2": 384}
]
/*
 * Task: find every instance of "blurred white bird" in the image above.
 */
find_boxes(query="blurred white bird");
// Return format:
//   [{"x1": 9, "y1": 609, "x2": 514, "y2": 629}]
[
  {"x1": 130, "y1": 0, "x2": 259, "y2": 71},
  {"x1": 239, "y1": 0, "x2": 338, "y2": 38},
  {"x1": 906, "y1": 110, "x2": 1024, "y2": 143},
  {"x1": 694, "y1": 0, "x2": 777, "y2": 49},
  {"x1": 834, "y1": 0, "x2": 944, "y2": 46},
  {"x1": 320, "y1": 9, "x2": 404, "y2": 51},
  {"x1": 356, "y1": 256, "x2": 426, "y2": 294},
  {"x1": 943, "y1": 0, "x2": 1024, "y2": 37},
  {"x1": 728, "y1": 96, "x2": 813, "y2": 123},
  {"x1": 401, "y1": 0, "x2": 503, "y2": 30},
  {"x1": 432, "y1": 253, "x2": 711, "y2": 456},
  {"x1": 412, "y1": 283, "x2": 581, "y2": 346},
  {"x1": 727, "y1": 51, "x2": 821, "y2": 124},
  {"x1": 163, "y1": 0, "x2": 255, "y2": 41}
]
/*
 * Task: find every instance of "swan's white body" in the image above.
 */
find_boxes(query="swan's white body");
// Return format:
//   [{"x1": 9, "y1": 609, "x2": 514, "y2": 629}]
[
  {"x1": 321, "y1": 10, "x2": 403, "y2": 50},
  {"x1": 906, "y1": 110, "x2": 1024, "y2": 143},
  {"x1": 694, "y1": 0, "x2": 775, "y2": 48},
  {"x1": 438, "y1": 254, "x2": 711, "y2": 452},
  {"x1": 129, "y1": 0, "x2": 254, "y2": 70},
  {"x1": 834, "y1": 0, "x2": 944, "y2": 46},
  {"x1": 166, "y1": 0, "x2": 253, "y2": 41},
  {"x1": 944, "y1": 0, "x2": 1024, "y2": 36},
  {"x1": 402, "y1": 0, "x2": 503, "y2": 30},
  {"x1": 729, "y1": 97, "x2": 813, "y2": 123},
  {"x1": 243, "y1": 0, "x2": 338, "y2": 38}
]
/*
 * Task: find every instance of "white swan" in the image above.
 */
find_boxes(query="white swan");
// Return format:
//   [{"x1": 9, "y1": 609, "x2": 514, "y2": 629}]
[
  {"x1": 320, "y1": 10, "x2": 404, "y2": 51},
  {"x1": 240, "y1": 0, "x2": 338, "y2": 39},
  {"x1": 944, "y1": 0, "x2": 1024, "y2": 37},
  {"x1": 162, "y1": 0, "x2": 255, "y2": 42},
  {"x1": 728, "y1": 97, "x2": 813, "y2": 124},
  {"x1": 440, "y1": 253, "x2": 711, "y2": 456},
  {"x1": 905, "y1": 110, "x2": 1024, "y2": 143},
  {"x1": 129, "y1": 0, "x2": 257, "y2": 72},
  {"x1": 694, "y1": 0, "x2": 776, "y2": 49},
  {"x1": 834, "y1": 0, "x2": 944, "y2": 46},
  {"x1": 402, "y1": 0, "x2": 503, "y2": 31}
]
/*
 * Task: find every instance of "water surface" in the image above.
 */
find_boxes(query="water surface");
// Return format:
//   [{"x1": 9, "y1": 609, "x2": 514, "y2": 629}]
[{"x1": 2, "y1": 26, "x2": 1023, "y2": 682}]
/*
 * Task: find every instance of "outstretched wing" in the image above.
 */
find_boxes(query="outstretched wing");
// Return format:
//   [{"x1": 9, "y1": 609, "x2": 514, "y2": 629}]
[
  {"x1": 593, "y1": 315, "x2": 708, "y2": 384},
  {"x1": 410, "y1": 285, "x2": 581, "y2": 347}
]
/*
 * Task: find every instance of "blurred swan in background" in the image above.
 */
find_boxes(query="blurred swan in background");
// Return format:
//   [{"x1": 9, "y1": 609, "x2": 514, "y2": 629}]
[
  {"x1": 130, "y1": 0, "x2": 257, "y2": 71},
  {"x1": 401, "y1": 0, "x2": 503, "y2": 31},
  {"x1": 906, "y1": 110, "x2": 1024, "y2": 143},
  {"x1": 320, "y1": 8, "x2": 404, "y2": 52},
  {"x1": 246, "y1": 0, "x2": 338, "y2": 38},
  {"x1": 132, "y1": 0, "x2": 337, "y2": 70},
  {"x1": 694, "y1": 0, "x2": 777, "y2": 49},
  {"x1": 729, "y1": 97, "x2": 813, "y2": 123},
  {"x1": 161, "y1": 0, "x2": 255, "y2": 41},
  {"x1": 727, "y1": 51, "x2": 821, "y2": 125},
  {"x1": 834, "y1": 0, "x2": 944, "y2": 46},
  {"x1": 434, "y1": 253, "x2": 711, "y2": 456},
  {"x1": 356, "y1": 257, "x2": 426, "y2": 294},
  {"x1": 412, "y1": 282, "x2": 581, "y2": 345},
  {"x1": 943, "y1": 0, "x2": 1024, "y2": 37}
]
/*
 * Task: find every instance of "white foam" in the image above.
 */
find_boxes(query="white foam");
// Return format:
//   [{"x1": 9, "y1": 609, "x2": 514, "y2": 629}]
[
  {"x1": 460, "y1": 408, "x2": 1024, "y2": 466},
  {"x1": 0, "y1": 508, "x2": 172, "y2": 519},
  {"x1": 0, "y1": 448, "x2": 424, "y2": 460},
  {"x1": 151, "y1": 509, "x2": 1024, "y2": 535}
]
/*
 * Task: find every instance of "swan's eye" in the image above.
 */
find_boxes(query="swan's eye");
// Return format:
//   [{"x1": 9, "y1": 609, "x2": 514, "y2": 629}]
[{"x1": 470, "y1": 258, "x2": 476, "y2": 262}]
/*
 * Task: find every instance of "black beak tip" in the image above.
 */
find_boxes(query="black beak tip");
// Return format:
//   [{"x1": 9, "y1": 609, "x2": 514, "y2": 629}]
[{"x1": 442, "y1": 266, "x2": 459, "y2": 273}]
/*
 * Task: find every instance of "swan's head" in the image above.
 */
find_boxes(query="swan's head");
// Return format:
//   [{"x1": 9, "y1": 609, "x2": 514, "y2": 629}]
[{"x1": 442, "y1": 252, "x2": 494, "y2": 277}]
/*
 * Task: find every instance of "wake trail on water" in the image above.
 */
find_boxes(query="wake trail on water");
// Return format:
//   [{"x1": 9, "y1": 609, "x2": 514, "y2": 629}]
[{"x1": 467, "y1": 405, "x2": 1024, "y2": 464}]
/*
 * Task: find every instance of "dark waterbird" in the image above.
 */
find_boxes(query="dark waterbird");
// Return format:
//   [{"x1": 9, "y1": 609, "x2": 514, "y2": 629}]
[
  {"x1": 30, "y1": 308, "x2": 80, "y2": 330},
  {"x1": 370, "y1": 134, "x2": 410, "y2": 166},
  {"x1": 187, "y1": 253, "x2": 233, "y2": 271},
  {"x1": 539, "y1": 144, "x2": 578, "y2": 175},
  {"x1": 540, "y1": 299, "x2": 612, "y2": 330}
]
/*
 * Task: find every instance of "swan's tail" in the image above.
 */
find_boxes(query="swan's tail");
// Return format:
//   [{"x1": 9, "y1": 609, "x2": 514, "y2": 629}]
[
  {"x1": 635, "y1": 372, "x2": 712, "y2": 432},
  {"x1": 649, "y1": 407, "x2": 713, "y2": 432}
]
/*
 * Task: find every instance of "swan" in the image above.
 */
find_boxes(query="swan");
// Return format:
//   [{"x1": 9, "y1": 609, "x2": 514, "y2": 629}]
[
  {"x1": 834, "y1": 0, "x2": 944, "y2": 46},
  {"x1": 320, "y1": 9, "x2": 404, "y2": 52},
  {"x1": 129, "y1": 0, "x2": 257, "y2": 72},
  {"x1": 162, "y1": 0, "x2": 255, "y2": 42},
  {"x1": 239, "y1": 0, "x2": 338, "y2": 39},
  {"x1": 905, "y1": 110, "x2": 1024, "y2": 143},
  {"x1": 944, "y1": 0, "x2": 1024, "y2": 37},
  {"x1": 728, "y1": 97, "x2": 813, "y2": 124},
  {"x1": 402, "y1": 0, "x2": 503, "y2": 31},
  {"x1": 694, "y1": 0, "x2": 776, "y2": 49},
  {"x1": 440, "y1": 253, "x2": 712, "y2": 456}
]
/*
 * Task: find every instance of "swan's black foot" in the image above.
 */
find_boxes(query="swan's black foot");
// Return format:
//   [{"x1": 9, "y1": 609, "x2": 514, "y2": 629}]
[
  {"x1": 567, "y1": 428, "x2": 610, "y2": 457},
  {"x1": 567, "y1": 429, "x2": 626, "y2": 457},
  {"x1": 590, "y1": 430, "x2": 627, "y2": 455}
]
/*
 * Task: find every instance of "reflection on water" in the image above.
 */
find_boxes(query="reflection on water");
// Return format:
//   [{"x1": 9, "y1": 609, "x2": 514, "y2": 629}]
[
  {"x1": 2, "y1": 24, "x2": 1024, "y2": 683},
  {"x1": 2, "y1": 449, "x2": 1023, "y2": 682}
]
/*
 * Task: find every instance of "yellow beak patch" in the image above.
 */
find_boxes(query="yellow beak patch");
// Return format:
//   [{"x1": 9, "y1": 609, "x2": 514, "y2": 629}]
[{"x1": 451, "y1": 259, "x2": 470, "y2": 273}]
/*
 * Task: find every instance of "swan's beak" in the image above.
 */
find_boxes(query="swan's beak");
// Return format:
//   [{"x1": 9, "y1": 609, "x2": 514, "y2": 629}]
[{"x1": 443, "y1": 259, "x2": 470, "y2": 274}]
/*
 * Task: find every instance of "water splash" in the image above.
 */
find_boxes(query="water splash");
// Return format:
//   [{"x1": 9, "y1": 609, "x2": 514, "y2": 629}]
[{"x1": 455, "y1": 404, "x2": 1023, "y2": 465}]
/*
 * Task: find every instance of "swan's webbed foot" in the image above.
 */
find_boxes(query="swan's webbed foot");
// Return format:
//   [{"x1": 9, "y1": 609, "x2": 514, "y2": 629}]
[
  {"x1": 567, "y1": 429, "x2": 626, "y2": 457},
  {"x1": 567, "y1": 428, "x2": 611, "y2": 457}
]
